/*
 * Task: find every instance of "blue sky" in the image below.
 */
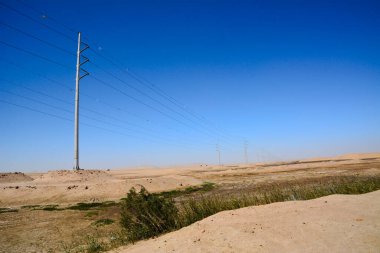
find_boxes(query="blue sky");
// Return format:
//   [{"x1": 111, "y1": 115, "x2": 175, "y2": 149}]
[{"x1": 0, "y1": 0, "x2": 379, "y2": 171}]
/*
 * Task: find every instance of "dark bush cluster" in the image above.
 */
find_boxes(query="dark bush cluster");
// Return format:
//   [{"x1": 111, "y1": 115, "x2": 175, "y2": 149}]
[{"x1": 120, "y1": 186, "x2": 178, "y2": 242}]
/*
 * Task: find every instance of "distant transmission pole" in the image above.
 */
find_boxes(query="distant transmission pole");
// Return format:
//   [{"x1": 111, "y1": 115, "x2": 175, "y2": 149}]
[
  {"x1": 216, "y1": 144, "x2": 221, "y2": 167},
  {"x1": 73, "y1": 32, "x2": 89, "y2": 170},
  {"x1": 244, "y1": 140, "x2": 248, "y2": 164}
]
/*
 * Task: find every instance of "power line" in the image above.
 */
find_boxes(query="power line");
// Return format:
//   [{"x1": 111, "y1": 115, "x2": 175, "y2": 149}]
[
  {"x1": 90, "y1": 62, "x2": 223, "y2": 140},
  {"x1": 0, "y1": 21, "x2": 76, "y2": 56},
  {"x1": 0, "y1": 99, "x2": 72, "y2": 122},
  {"x1": 89, "y1": 57, "x2": 236, "y2": 144},
  {"x1": 0, "y1": 78, "x2": 70, "y2": 103},
  {"x1": 0, "y1": 58, "x2": 184, "y2": 134},
  {"x1": 90, "y1": 48, "x2": 237, "y2": 142},
  {"x1": 0, "y1": 88, "x2": 74, "y2": 114},
  {"x1": 0, "y1": 40, "x2": 216, "y2": 143},
  {"x1": 0, "y1": 86, "x2": 209, "y2": 147},
  {"x1": 0, "y1": 98, "x2": 209, "y2": 150},
  {"x1": 90, "y1": 50, "x2": 235, "y2": 141},
  {"x1": 0, "y1": 57, "x2": 75, "y2": 100},
  {"x1": 0, "y1": 40, "x2": 73, "y2": 70},
  {"x1": 14, "y1": 0, "x2": 78, "y2": 34},
  {"x1": 89, "y1": 74, "x2": 219, "y2": 142},
  {"x1": 0, "y1": 1, "x2": 76, "y2": 42}
]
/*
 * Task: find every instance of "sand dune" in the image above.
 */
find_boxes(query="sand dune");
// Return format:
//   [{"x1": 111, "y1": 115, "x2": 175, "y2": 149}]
[{"x1": 110, "y1": 190, "x2": 380, "y2": 253}]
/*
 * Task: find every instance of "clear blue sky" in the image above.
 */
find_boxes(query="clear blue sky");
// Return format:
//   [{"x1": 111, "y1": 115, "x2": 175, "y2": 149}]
[{"x1": 0, "y1": 0, "x2": 379, "y2": 172}]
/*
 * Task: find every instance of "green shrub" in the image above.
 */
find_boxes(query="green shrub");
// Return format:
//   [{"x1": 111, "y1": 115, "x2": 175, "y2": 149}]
[{"x1": 120, "y1": 186, "x2": 178, "y2": 242}]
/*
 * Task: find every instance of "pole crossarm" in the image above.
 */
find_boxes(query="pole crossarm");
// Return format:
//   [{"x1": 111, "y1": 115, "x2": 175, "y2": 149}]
[
  {"x1": 80, "y1": 69, "x2": 89, "y2": 79},
  {"x1": 80, "y1": 42, "x2": 89, "y2": 53},
  {"x1": 80, "y1": 55, "x2": 89, "y2": 65}
]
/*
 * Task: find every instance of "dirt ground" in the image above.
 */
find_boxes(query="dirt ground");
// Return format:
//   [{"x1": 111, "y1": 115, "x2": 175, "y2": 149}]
[{"x1": 0, "y1": 152, "x2": 379, "y2": 252}]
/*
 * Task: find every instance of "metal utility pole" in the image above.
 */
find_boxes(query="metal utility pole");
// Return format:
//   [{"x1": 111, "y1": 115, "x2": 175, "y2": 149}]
[
  {"x1": 244, "y1": 140, "x2": 248, "y2": 164},
  {"x1": 73, "y1": 32, "x2": 89, "y2": 170},
  {"x1": 216, "y1": 144, "x2": 221, "y2": 167}
]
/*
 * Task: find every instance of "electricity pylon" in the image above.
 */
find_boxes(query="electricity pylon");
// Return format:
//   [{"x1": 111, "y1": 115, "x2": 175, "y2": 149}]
[
  {"x1": 244, "y1": 140, "x2": 248, "y2": 164},
  {"x1": 216, "y1": 144, "x2": 221, "y2": 167},
  {"x1": 73, "y1": 32, "x2": 89, "y2": 170}
]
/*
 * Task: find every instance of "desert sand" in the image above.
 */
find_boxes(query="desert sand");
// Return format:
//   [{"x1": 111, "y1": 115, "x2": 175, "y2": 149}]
[
  {"x1": 0, "y1": 168, "x2": 203, "y2": 206},
  {"x1": 110, "y1": 190, "x2": 380, "y2": 253},
  {"x1": 1, "y1": 153, "x2": 379, "y2": 207},
  {"x1": 1, "y1": 153, "x2": 380, "y2": 252}
]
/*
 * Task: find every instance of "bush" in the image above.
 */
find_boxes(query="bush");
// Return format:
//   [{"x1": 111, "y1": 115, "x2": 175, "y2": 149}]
[{"x1": 120, "y1": 186, "x2": 178, "y2": 242}]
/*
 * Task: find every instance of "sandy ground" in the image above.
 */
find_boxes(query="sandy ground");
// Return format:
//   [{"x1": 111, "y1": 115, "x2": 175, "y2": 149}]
[
  {"x1": 110, "y1": 190, "x2": 380, "y2": 253},
  {"x1": 1, "y1": 153, "x2": 379, "y2": 207},
  {"x1": 1, "y1": 153, "x2": 380, "y2": 252},
  {"x1": 0, "y1": 168, "x2": 203, "y2": 207}
]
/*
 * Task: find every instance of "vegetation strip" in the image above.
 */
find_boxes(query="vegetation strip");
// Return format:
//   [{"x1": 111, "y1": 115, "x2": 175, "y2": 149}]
[{"x1": 120, "y1": 175, "x2": 380, "y2": 243}]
